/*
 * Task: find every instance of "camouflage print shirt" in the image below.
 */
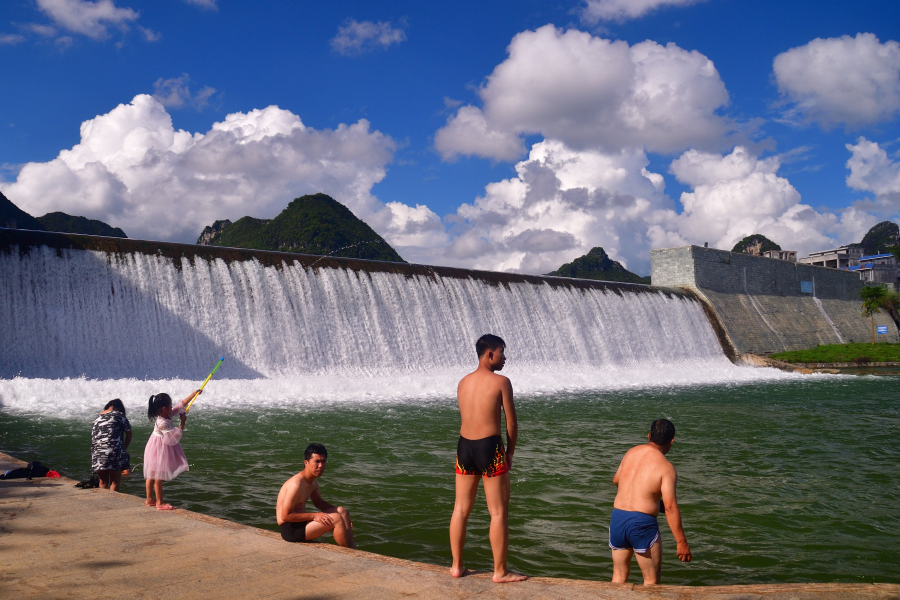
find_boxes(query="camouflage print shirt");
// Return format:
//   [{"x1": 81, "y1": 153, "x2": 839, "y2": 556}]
[{"x1": 91, "y1": 411, "x2": 131, "y2": 472}]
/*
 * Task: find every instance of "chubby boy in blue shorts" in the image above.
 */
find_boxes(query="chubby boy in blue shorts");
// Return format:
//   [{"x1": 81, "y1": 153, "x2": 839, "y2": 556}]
[{"x1": 610, "y1": 419, "x2": 692, "y2": 585}]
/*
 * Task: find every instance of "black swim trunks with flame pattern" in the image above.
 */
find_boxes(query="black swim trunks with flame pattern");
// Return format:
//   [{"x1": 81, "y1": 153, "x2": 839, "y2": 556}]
[{"x1": 455, "y1": 435, "x2": 509, "y2": 477}]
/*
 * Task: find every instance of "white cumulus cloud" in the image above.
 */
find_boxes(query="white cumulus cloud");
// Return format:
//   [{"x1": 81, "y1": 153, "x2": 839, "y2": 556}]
[
  {"x1": 183, "y1": 0, "x2": 217, "y2": 9},
  {"x1": 669, "y1": 147, "x2": 870, "y2": 255},
  {"x1": 774, "y1": 33, "x2": 900, "y2": 129},
  {"x1": 138, "y1": 26, "x2": 160, "y2": 42},
  {"x1": 24, "y1": 23, "x2": 58, "y2": 37},
  {"x1": 670, "y1": 146, "x2": 781, "y2": 188},
  {"x1": 0, "y1": 95, "x2": 410, "y2": 244},
  {"x1": 0, "y1": 33, "x2": 26, "y2": 44},
  {"x1": 152, "y1": 74, "x2": 216, "y2": 110},
  {"x1": 434, "y1": 106, "x2": 524, "y2": 162},
  {"x1": 330, "y1": 19, "x2": 406, "y2": 56},
  {"x1": 581, "y1": 0, "x2": 708, "y2": 23},
  {"x1": 383, "y1": 203, "x2": 448, "y2": 249},
  {"x1": 428, "y1": 26, "x2": 880, "y2": 272},
  {"x1": 424, "y1": 140, "x2": 674, "y2": 274},
  {"x1": 845, "y1": 138, "x2": 900, "y2": 205},
  {"x1": 413, "y1": 142, "x2": 879, "y2": 275},
  {"x1": 36, "y1": 0, "x2": 138, "y2": 40},
  {"x1": 435, "y1": 25, "x2": 730, "y2": 161}
]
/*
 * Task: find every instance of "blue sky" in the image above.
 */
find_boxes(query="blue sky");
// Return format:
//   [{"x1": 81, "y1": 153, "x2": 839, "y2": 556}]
[{"x1": 2, "y1": 0, "x2": 900, "y2": 275}]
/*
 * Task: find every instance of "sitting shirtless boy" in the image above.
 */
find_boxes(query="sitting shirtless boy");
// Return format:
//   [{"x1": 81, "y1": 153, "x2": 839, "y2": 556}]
[
  {"x1": 610, "y1": 419, "x2": 691, "y2": 585},
  {"x1": 276, "y1": 443, "x2": 356, "y2": 548}
]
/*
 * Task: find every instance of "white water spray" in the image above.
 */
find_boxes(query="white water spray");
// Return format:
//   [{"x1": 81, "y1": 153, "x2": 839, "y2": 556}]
[{"x1": 0, "y1": 245, "x2": 791, "y2": 416}]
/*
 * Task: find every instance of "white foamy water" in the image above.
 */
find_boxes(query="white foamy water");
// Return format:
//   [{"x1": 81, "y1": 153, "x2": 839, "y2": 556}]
[
  {"x1": 0, "y1": 244, "x2": 795, "y2": 417},
  {"x1": 0, "y1": 364, "x2": 804, "y2": 419}
]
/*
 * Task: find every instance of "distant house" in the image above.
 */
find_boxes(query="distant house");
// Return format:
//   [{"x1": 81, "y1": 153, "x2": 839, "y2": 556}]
[
  {"x1": 798, "y1": 245, "x2": 864, "y2": 269},
  {"x1": 859, "y1": 252, "x2": 897, "y2": 267},
  {"x1": 762, "y1": 250, "x2": 797, "y2": 262},
  {"x1": 844, "y1": 253, "x2": 899, "y2": 288}
]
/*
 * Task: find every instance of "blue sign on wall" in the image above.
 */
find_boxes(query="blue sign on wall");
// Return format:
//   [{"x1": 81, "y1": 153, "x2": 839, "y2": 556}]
[
  {"x1": 800, "y1": 281, "x2": 813, "y2": 294},
  {"x1": 877, "y1": 325, "x2": 889, "y2": 334}
]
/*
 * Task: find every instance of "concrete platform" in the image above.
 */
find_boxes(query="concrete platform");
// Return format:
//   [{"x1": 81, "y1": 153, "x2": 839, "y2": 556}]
[{"x1": 1, "y1": 452, "x2": 897, "y2": 600}]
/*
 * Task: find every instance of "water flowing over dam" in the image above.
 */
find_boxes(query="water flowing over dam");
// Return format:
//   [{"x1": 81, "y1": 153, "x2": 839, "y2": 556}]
[{"x1": 0, "y1": 230, "x2": 787, "y2": 413}]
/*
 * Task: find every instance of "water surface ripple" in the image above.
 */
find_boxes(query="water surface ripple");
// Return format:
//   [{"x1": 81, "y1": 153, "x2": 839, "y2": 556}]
[{"x1": 1, "y1": 377, "x2": 897, "y2": 585}]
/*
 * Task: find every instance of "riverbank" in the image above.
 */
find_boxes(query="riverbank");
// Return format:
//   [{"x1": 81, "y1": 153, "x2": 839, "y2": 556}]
[
  {"x1": 2, "y1": 451, "x2": 898, "y2": 599},
  {"x1": 770, "y1": 342, "x2": 900, "y2": 365},
  {"x1": 737, "y1": 352, "x2": 900, "y2": 374}
]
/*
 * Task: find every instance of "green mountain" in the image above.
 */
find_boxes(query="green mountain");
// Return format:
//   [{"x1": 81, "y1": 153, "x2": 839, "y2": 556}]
[
  {"x1": 36, "y1": 212, "x2": 127, "y2": 238},
  {"x1": 197, "y1": 193, "x2": 406, "y2": 263},
  {"x1": 732, "y1": 234, "x2": 781, "y2": 255},
  {"x1": 1, "y1": 191, "x2": 128, "y2": 237},
  {"x1": 0, "y1": 191, "x2": 45, "y2": 231},
  {"x1": 545, "y1": 247, "x2": 650, "y2": 284},
  {"x1": 859, "y1": 221, "x2": 899, "y2": 256}
]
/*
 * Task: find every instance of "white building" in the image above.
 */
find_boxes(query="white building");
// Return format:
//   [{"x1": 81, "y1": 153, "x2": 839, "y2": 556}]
[
  {"x1": 762, "y1": 250, "x2": 797, "y2": 262},
  {"x1": 798, "y1": 245, "x2": 865, "y2": 269}
]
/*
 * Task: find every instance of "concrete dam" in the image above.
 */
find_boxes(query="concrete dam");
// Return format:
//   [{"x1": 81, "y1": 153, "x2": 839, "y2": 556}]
[
  {"x1": 652, "y1": 245, "x2": 898, "y2": 354},
  {"x1": 1, "y1": 229, "x2": 733, "y2": 393},
  {"x1": 1, "y1": 230, "x2": 893, "y2": 393}
]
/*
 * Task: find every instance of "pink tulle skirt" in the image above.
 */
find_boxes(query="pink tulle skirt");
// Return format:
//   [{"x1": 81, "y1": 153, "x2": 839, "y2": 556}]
[{"x1": 143, "y1": 435, "x2": 189, "y2": 481}]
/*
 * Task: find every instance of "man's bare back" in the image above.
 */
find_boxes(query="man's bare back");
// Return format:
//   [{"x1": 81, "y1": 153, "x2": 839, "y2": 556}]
[
  {"x1": 457, "y1": 365, "x2": 511, "y2": 442},
  {"x1": 449, "y1": 335, "x2": 526, "y2": 583},
  {"x1": 609, "y1": 420, "x2": 690, "y2": 585},
  {"x1": 613, "y1": 445, "x2": 673, "y2": 516}
]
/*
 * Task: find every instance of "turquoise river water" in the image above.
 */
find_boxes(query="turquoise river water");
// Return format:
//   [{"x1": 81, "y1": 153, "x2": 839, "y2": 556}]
[{"x1": 1, "y1": 376, "x2": 898, "y2": 586}]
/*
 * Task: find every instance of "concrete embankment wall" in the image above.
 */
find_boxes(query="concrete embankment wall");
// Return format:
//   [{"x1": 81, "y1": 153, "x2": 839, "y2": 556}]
[{"x1": 651, "y1": 245, "x2": 899, "y2": 354}]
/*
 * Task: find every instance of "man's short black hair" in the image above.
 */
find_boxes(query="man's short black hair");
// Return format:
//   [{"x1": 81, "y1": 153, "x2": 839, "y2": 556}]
[
  {"x1": 476, "y1": 334, "x2": 506, "y2": 357},
  {"x1": 304, "y1": 443, "x2": 328, "y2": 461},
  {"x1": 649, "y1": 419, "x2": 675, "y2": 445}
]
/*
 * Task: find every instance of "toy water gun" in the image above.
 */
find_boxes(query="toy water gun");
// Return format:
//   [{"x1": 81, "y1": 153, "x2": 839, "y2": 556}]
[{"x1": 185, "y1": 357, "x2": 224, "y2": 413}]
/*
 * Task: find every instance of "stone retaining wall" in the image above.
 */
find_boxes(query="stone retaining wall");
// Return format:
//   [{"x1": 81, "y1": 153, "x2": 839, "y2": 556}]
[{"x1": 652, "y1": 245, "x2": 898, "y2": 354}]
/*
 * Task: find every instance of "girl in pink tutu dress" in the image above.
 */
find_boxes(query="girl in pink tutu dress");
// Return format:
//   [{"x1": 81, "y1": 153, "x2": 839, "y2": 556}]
[{"x1": 144, "y1": 390, "x2": 201, "y2": 510}]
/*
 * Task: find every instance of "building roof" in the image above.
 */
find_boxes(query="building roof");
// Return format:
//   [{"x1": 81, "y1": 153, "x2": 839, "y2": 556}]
[
  {"x1": 859, "y1": 253, "x2": 895, "y2": 261},
  {"x1": 806, "y1": 245, "x2": 858, "y2": 256}
]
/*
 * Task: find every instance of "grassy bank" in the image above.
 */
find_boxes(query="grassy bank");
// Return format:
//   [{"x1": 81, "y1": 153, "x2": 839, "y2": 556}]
[{"x1": 771, "y1": 342, "x2": 900, "y2": 364}]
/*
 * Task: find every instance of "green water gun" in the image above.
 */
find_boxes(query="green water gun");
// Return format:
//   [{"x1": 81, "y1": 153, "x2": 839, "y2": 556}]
[{"x1": 185, "y1": 357, "x2": 224, "y2": 413}]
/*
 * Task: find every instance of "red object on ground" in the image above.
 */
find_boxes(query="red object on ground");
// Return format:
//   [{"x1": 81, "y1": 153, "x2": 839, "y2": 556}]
[{"x1": 45, "y1": 471, "x2": 60, "y2": 478}]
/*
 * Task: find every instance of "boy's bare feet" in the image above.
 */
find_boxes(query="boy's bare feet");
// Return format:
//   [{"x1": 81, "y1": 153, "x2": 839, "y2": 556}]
[
  {"x1": 145, "y1": 500, "x2": 155, "y2": 506},
  {"x1": 493, "y1": 571, "x2": 528, "y2": 583},
  {"x1": 449, "y1": 566, "x2": 470, "y2": 578}
]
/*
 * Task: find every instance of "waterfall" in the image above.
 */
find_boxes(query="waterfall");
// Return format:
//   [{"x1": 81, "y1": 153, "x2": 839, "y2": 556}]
[{"x1": 0, "y1": 238, "x2": 792, "y2": 415}]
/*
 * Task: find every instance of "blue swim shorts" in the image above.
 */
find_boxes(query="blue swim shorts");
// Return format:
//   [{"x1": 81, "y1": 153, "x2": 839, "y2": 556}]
[{"x1": 608, "y1": 508, "x2": 660, "y2": 554}]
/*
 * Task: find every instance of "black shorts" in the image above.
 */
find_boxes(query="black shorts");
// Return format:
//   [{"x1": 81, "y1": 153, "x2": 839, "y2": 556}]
[
  {"x1": 280, "y1": 521, "x2": 311, "y2": 543},
  {"x1": 455, "y1": 435, "x2": 509, "y2": 477}
]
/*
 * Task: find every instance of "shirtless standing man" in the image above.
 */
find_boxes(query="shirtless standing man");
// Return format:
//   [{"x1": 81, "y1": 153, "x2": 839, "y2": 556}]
[
  {"x1": 449, "y1": 334, "x2": 527, "y2": 583},
  {"x1": 276, "y1": 443, "x2": 356, "y2": 548},
  {"x1": 610, "y1": 419, "x2": 691, "y2": 585}
]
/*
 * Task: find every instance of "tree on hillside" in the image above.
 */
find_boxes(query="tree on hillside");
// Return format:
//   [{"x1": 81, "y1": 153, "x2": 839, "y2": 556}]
[
  {"x1": 859, "y1": 285, "x2": 888, "y2": 344},
  {"x1": 732, "y1": 234, "x2": 780, "y2": 255},
  {"x1": 196, "y1": 193, "x2": 406, "y2": 263},
  {"x1": 859, "y1": 221, "x2": 899, "y2": 255},
  {"x1": 889, "y1": 244, "x2": 900, "y2": 263},
  {"x1": 0, "y1": 191, "x2": 45, "y2": 231},
  {"x1": 544, "y1": 247, "x2": 649, "y2": 284}
]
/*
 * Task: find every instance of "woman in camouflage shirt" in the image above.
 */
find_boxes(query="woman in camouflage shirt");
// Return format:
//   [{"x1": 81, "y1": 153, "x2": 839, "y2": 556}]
[{"x1": 91, "y1": 399, "x2": 132, "y2": 491}]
